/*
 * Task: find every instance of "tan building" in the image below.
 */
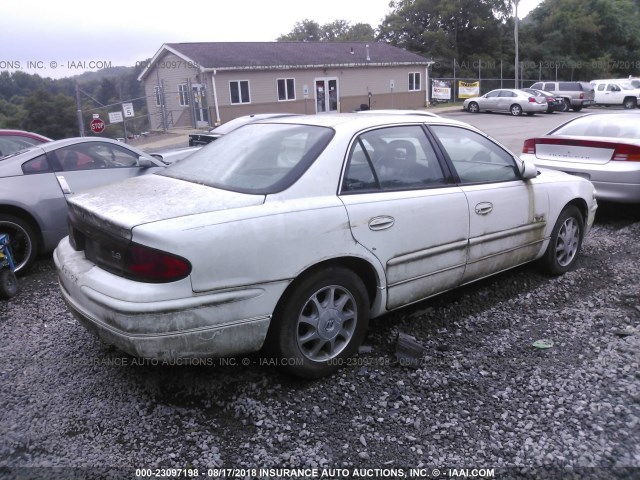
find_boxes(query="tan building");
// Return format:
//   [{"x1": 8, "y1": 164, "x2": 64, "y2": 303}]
[{"x1": 138, "y1": 42, "x2": 434, "y2": 129}]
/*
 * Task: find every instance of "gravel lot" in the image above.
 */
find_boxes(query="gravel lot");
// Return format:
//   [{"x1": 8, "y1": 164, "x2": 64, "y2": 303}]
[{"x1": 1, "y1": 202, "x2": 638, "y2": 480}]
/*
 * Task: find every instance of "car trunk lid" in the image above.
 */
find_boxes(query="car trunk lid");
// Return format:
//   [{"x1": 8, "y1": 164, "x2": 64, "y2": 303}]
[{"x1": 522, "y1": 137, "x2": 621, "y2": 165}]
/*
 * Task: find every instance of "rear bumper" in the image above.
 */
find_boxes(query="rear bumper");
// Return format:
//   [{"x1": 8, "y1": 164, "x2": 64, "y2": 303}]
[
  {"x1": 526, "y1": 156, "x2": 640, "y2": 203},
  {"x1": 54, "y1": 239, "x2": 277, "y2": 360}
]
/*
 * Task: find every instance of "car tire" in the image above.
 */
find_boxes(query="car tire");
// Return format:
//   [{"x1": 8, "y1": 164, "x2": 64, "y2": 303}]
[
  {"x1": 0, "y1": 269, "x2": 18, "y2": 298},
  {"x1": 561, "y1": 99, "x2": 571, "y2": 112},
  {"x1": 467, "y1": 102, "x2": 480, "y2": 113},
  {"x1": 0, "y1": 214, "x2": 38, "y2": 275},
  {"x1": 510, "y1": 104, "x2": 523, "y2": 116},
  {"x1": 539, "y1": 205, "x2": 584, "y2": 276},
  {"x1": 572, "y1": 106, "x2": 583, "y2": 112},
  {"x1": 269, "y1": 266, "x2": 370, "y2": 379},
  {"x1": 623, "y1": 97, "x2": 637, "y2": 109}
]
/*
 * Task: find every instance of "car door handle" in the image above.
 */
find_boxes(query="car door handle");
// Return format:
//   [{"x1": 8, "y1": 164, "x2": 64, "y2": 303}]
[
  {"x1": 56, "y1": 175, "x2": 72, "y2": 194},
  {"x1": 368, "y1": 216, "x2": 395, "y2": 231},
  {"x1": 475, "y1": 202, "x2": 493, "y2": 215}
]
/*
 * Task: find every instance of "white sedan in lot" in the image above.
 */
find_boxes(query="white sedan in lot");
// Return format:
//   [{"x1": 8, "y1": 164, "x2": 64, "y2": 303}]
[{"x1": 55, "y1": 113, "x2": 597, "y2": 378}]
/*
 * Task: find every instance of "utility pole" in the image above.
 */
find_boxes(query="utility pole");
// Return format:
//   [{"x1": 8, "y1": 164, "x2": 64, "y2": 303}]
[
  {"x1": 75, "y1": 83, "x2": 85, "y2": 136},
  {"x1": 514, "y1": 0, "x2": 519, "y2": 88}
]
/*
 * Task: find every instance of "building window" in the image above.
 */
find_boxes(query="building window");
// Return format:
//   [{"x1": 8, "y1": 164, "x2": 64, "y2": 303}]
[
  {"x1": 154, "y1": 86, "x2": 162, "y2": 106},
  {"x1": 277, "y1": 78, "x2": 295, "y2": 101},
  {"x1": 409, "y1": 72, "x2": 421, "y2": 91},
  {"x1": 178, "y1": 84, "x2": 189, "y2": 106},
  {"x1": 230, "y1": 80, "x2": 250, "y2": 104}
]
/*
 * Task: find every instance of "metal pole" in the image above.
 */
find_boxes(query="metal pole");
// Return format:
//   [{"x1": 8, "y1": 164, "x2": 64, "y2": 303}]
[
  {"x1": 75, "y1": 83, "x2": 84, "y2": 136},
  {"x1": 515, "y1": 0, "x2": 519, "y2": 88}
]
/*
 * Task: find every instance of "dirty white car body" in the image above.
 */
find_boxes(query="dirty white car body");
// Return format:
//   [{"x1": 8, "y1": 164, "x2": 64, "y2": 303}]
[{"x1": 55, "y1": 113, "x2": 597, "y2": 378}]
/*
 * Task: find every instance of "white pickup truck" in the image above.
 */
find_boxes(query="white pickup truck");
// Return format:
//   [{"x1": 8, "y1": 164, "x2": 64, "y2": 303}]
[{"x1": 590, "y1": 79, "x2": 640, "y2": 109}]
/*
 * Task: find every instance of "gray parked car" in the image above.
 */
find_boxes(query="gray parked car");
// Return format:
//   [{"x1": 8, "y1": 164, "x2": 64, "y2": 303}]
[
  {"x1": 0, "y1": 137, "x2": 165, "y2": 273},
  {"x1": 529, "y1": 81, "x2": 595, "y2": 112},
  {"x1": 463, "y1": 89, "x2": 548, "y2": 116}
]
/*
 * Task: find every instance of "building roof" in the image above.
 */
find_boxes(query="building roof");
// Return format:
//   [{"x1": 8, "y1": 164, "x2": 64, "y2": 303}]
[{"x1": 139, "y1": 42, "x2": 431, "y2": 80}]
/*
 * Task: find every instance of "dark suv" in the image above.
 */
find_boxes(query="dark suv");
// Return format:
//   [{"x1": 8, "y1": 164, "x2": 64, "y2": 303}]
[{"x1": 529, "y1": 81, "x2": 595, "y2": 112}]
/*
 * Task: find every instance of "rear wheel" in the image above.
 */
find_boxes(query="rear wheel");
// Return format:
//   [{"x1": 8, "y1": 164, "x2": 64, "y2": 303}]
[
  {"x1": 572, "y1": 106, "x2": 583, "y2": 112},
  {"x1": 539, "y1": 206, "x2": 584, "y2": 276},
  {"x1": 561, "y1": 99, "x2": 571, "y2": 112},
  {"x1": 510, "y1": 104, "x2": 523, "y2": 116},
  {"x1": 269, "y1": 267, "x2": 369, "y2": 379},
  {"x1": 0, "y1": 214, "x2": 38, "y2": 275},
  {"x1": 623, "y1": 97, "x2": 637, "y2": 109},
  {"x1": 0, "y1": 269, "x2": 18, "y2": 298}
]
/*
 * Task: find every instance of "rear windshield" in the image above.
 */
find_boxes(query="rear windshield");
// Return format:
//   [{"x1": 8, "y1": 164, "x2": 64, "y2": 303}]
[
  {"x1": 159, "y1": 123, "x2": 334, "y2": 194},
  {"x1": 552, "y1": 114, "x2": 640, "y2": 138}
]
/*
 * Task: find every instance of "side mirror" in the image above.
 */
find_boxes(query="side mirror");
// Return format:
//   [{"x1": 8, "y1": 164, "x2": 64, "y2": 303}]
[
  {"x1": 520, "y1": 158, "x2": 538, "y2": 179},
  {"x1": 137, "y1": 156, "x2": 157, "y2": 168}
]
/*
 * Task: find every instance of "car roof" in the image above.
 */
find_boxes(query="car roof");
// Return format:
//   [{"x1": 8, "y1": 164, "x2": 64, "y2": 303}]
[
  {"x1": 355, "y1": 109, "x2": 440, "y2": 117},
  {"x1": 251, "y1": 112, "x2": 469, "y2": 130},
  {"x1": 0, "y1": 129, "x2": 52, "y2": 141}
]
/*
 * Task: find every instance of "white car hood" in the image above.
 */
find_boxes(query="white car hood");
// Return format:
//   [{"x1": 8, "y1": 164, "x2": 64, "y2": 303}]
[{"x1": 67, "y1": 173, "x2": 265, "y2": 232}]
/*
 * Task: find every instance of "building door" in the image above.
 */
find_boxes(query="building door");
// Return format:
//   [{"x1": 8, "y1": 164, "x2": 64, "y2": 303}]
[
  {"x1": 315, "y1": 78, "x2": 339, "y2": 113},
  {"x1": 192, "y1": 84, "x2": 209, "y2": 125}
]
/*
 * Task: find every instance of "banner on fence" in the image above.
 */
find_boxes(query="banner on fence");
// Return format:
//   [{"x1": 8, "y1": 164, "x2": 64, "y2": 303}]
[
  {"x1": 432, "y1": 80, "x2": 451, "y2": 101},
  {"x1": 459, "y1": 81, "x2": 480, "y2": 98}
]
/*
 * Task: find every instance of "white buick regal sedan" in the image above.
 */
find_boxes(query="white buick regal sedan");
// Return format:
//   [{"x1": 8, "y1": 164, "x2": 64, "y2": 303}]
[{"x1": 54, "y1": 113, "x2": 597, "y2": 378}]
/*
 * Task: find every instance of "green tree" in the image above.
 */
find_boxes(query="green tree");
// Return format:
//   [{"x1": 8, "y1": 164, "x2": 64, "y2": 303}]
[
  {"x1": 520, "y1": 0, "x2": 640, "y2": 79},
  {"x1": 21, "y1": 89, "x2": 77, "y2": 139},
  {"x1": 377, "y1": 0, "x2": 512, "y2": 60},
  {"x1": 278, "y1": 19, "x2": 376, "y2": 42}
]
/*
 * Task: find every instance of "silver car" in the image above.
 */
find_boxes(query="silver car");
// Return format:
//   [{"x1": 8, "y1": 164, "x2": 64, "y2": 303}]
[
  {"x1": 521, "y1": 112, "x2": 640, "y2": 203},
  {"x1": 463, "y1": 89, "x2": 548, "y2": 116},
  {"x1": 0, "y1": 137, "x2": 165, "y2": 272},
  {"x1": 55, "y1": 113, "x2": 596, "y2": 379}
]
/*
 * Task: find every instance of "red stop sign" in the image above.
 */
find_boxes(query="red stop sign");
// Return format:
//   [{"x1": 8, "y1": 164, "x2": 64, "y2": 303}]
[{"x1": 90, "y1": 118, "x2": 105, "y2": 133}]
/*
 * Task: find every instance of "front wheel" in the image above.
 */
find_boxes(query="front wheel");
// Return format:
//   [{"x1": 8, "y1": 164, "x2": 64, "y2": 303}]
[
  {"x1": 561, "y1": 99, "x2": 571, "y2": 112},
  {"x1": 510, "y1": 104, "x2": 523, "y2": 116},
  {"x1": 467, "y1": 102, "x2": 480, "y2": 113},
  {"x1": 0, "y1": 214, "x2": 38, "y2": 274},
  {"x1": 539, "y1": 206, "x2": 584, "y2": 276},
  {"x1": 269, "y1": 267, "x2": 370, "y2": 379}
]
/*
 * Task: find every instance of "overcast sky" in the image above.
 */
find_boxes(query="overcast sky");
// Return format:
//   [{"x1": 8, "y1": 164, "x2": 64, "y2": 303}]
[{"x1": 1, "y1": 0, "x2": 541, "y2": 80}]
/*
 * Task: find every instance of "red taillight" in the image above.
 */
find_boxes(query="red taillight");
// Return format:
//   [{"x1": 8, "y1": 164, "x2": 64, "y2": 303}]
[
  {"x1": 528, "y1": 97, "x2": 536, "y2": 103},
  {"x1": 124, "y1": 243, "x2": 191, "y2": 283},
  {"x1": 579, "y1": 92, "x2": 584, "y2": 99},
  {"x1": 522, "y1": 138, "x2": 536, "y2": 154},
  {"x1": 612, "y1": 144, "x2": 640, "y2": 162}
]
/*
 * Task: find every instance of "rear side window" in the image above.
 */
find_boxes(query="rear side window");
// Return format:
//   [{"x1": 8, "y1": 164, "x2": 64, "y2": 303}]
[
  {"x1": 21, "y1": 154, "x2": 51, "y2": 174},
  {"x1": 430, "y1": 125, "x2": 519, "y2": 184},
  {"x1": 558, "y1": 82, "x2": 579, "y2": 91}
]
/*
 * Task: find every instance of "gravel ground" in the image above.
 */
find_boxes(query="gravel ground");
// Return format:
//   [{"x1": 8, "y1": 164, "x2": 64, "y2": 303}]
[{"x1": 0, "y1": 203, "x2": 638, "y2": 480}]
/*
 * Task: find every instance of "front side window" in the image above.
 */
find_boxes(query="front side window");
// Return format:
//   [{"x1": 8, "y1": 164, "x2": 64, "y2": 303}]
[
  {"x1": 408, "y1": 72, "x2": 421, "y2": 91},
  {"x1": 277, "y1": 78, "x2": 295, "y2": 101},
  {"x1": 430, "y1": 125, "x2": 519, "y2": 184},
  {"x1": 52, "y1": 143, "x2": 140, "y2": 171},
  {"x1": 342, "y1": 125, "x2": 446, "y2": 193},
  {"x1": 230, "y1": 80, "x2": 250, "y2": 104},
  {"x1": 178, "y1": 84, "x2": 189, "y2": 106}
]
